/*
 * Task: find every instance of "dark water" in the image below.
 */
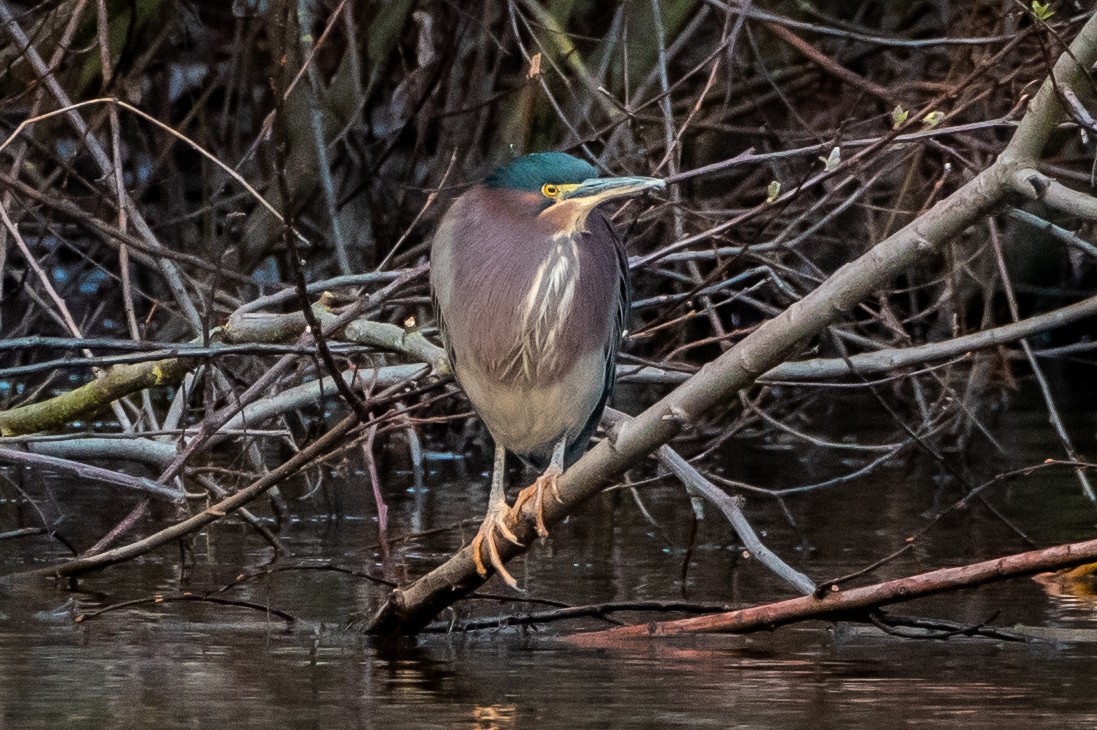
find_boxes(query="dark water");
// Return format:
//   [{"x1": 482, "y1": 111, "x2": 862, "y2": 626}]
[{"x1": 2, "y1": 377, "x2": 1097, "y2": 728}]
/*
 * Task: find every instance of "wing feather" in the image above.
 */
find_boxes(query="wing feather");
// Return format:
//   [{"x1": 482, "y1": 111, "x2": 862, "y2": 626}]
[{"x1": 563, "y1": 212, "x2": 630, "y2": 466}]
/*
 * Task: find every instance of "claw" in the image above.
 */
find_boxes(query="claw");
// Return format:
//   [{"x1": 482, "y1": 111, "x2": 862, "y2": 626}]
[
  {"x1": 515, "y1": 465, "x2": 563, "y2": 539},
  {"x1": 470, "y1": 503, "x2": 523, "y2": 589}
]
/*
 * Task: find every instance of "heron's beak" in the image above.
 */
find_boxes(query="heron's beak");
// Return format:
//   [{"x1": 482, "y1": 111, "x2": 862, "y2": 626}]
[{"x1": 561, "y1": 176, "x2": 665, "y2": 208}]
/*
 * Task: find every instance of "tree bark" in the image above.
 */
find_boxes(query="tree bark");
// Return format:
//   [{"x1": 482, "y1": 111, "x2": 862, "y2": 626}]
[
  {"x1": 567, "y1": 536, "x2": 1097, "y2": 646},
  {"x1": 365, "y1": 11, "x2": 1097, "y2": 635}
]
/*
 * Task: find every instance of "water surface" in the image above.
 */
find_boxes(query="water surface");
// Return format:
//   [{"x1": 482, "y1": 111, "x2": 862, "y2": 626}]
[{"x1": 2, "y1": 379, "x2": 1097, "y2": 727}]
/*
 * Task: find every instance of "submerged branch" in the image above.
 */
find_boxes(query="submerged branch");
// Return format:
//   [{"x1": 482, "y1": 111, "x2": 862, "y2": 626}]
[
  {"x1": 567, "y1": 536, "x2": 1097, "y2": 645},
  {"x1": 2, "y1": 413, "x2": 358, "y2": 582}
]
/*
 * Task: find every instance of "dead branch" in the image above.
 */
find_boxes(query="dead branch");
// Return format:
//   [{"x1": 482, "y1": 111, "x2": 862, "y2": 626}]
[
  {"x1": 0, "y1": 445, "x2": 183, "y2": 503},
  {"x1": 364, "y1": 12, "x2": 1097, "y2": 636},
  {"x1": 1, "y1": 2, "x2": 1094, "y2": 646},
  {"x1": 1, "y1": 412, "x2": 358, "y2": 582},
  {"x1": 566, "y1": 536, "x2": 1097, "y2": 646}
]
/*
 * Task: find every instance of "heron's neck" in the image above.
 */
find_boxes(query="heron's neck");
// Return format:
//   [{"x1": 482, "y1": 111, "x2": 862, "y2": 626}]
[
  {"x1": 504, "y1": 233, "x2": 581, "y2": 380},
  {"x1": 538, "y1": 199, "x2": 592, "y2": 239}
]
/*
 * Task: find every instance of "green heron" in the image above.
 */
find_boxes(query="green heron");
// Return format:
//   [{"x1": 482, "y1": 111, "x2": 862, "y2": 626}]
[{"x1": 430, "y1": 152, "x2": 663, "y2": 587}]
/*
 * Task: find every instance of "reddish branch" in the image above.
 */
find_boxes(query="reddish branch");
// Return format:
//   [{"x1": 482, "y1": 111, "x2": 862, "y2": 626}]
[
  {"x1": 762, "y1": 21, "x2": 898, "y2": 104},
  {"x1": 567, "y1": 537, "x2": 1097, "y2": 646}
]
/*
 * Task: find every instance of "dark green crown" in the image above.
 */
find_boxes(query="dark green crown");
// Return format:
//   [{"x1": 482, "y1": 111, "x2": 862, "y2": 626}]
[{"x1": 486, "y1": 152, "x2": 598, "y2": 191}]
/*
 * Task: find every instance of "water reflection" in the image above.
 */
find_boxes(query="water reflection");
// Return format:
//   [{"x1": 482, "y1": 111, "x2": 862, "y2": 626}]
[
  {"x1": 1, "y1": 383, "x2": 1097, "y2": 725},
  {"x1": 7, "y1": 618, "x2": 1097, "y2": 727}
]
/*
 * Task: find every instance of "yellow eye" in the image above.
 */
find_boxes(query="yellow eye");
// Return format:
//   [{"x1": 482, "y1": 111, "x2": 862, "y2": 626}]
[{"x1": 542, "y1": 183, "x2": 560, "y2": 198}]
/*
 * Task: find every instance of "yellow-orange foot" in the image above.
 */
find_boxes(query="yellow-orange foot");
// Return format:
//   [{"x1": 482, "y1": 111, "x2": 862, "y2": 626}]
[
  {"x1": 470, "y1": 502, "x2": 522, "y2": 589},
  {"x1": 515, "y1": 465, "x2": 564, "y2": 539}
]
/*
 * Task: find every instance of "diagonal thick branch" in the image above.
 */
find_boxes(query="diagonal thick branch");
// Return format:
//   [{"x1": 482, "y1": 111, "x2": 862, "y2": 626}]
[{"x1": 364, "y1": 12, "x2": 1097, "y2": 635}]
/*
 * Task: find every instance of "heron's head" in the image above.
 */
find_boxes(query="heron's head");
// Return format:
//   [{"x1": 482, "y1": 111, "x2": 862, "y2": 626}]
[{"x1": 486, "y1": 152, "x2": 664, "y2": 233}]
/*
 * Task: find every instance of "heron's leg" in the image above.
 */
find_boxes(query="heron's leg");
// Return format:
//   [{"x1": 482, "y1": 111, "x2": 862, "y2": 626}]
[
  {"x1": 470, "y1": 443, "x2": 521, "y2": 588},
  {"x1": 515, "y1": 437, "x2": 566, "y2": 539}
]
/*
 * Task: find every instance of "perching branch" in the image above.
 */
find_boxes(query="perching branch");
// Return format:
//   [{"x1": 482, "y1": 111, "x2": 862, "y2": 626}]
[{"x1": 364, "y1": 12, "x2": 1097, "y2": 635}]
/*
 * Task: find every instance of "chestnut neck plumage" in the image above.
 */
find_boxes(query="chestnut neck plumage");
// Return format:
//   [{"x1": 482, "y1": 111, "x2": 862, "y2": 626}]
[{"x1": 442, "y1": 186, "x2": 622, "y2": 386}]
